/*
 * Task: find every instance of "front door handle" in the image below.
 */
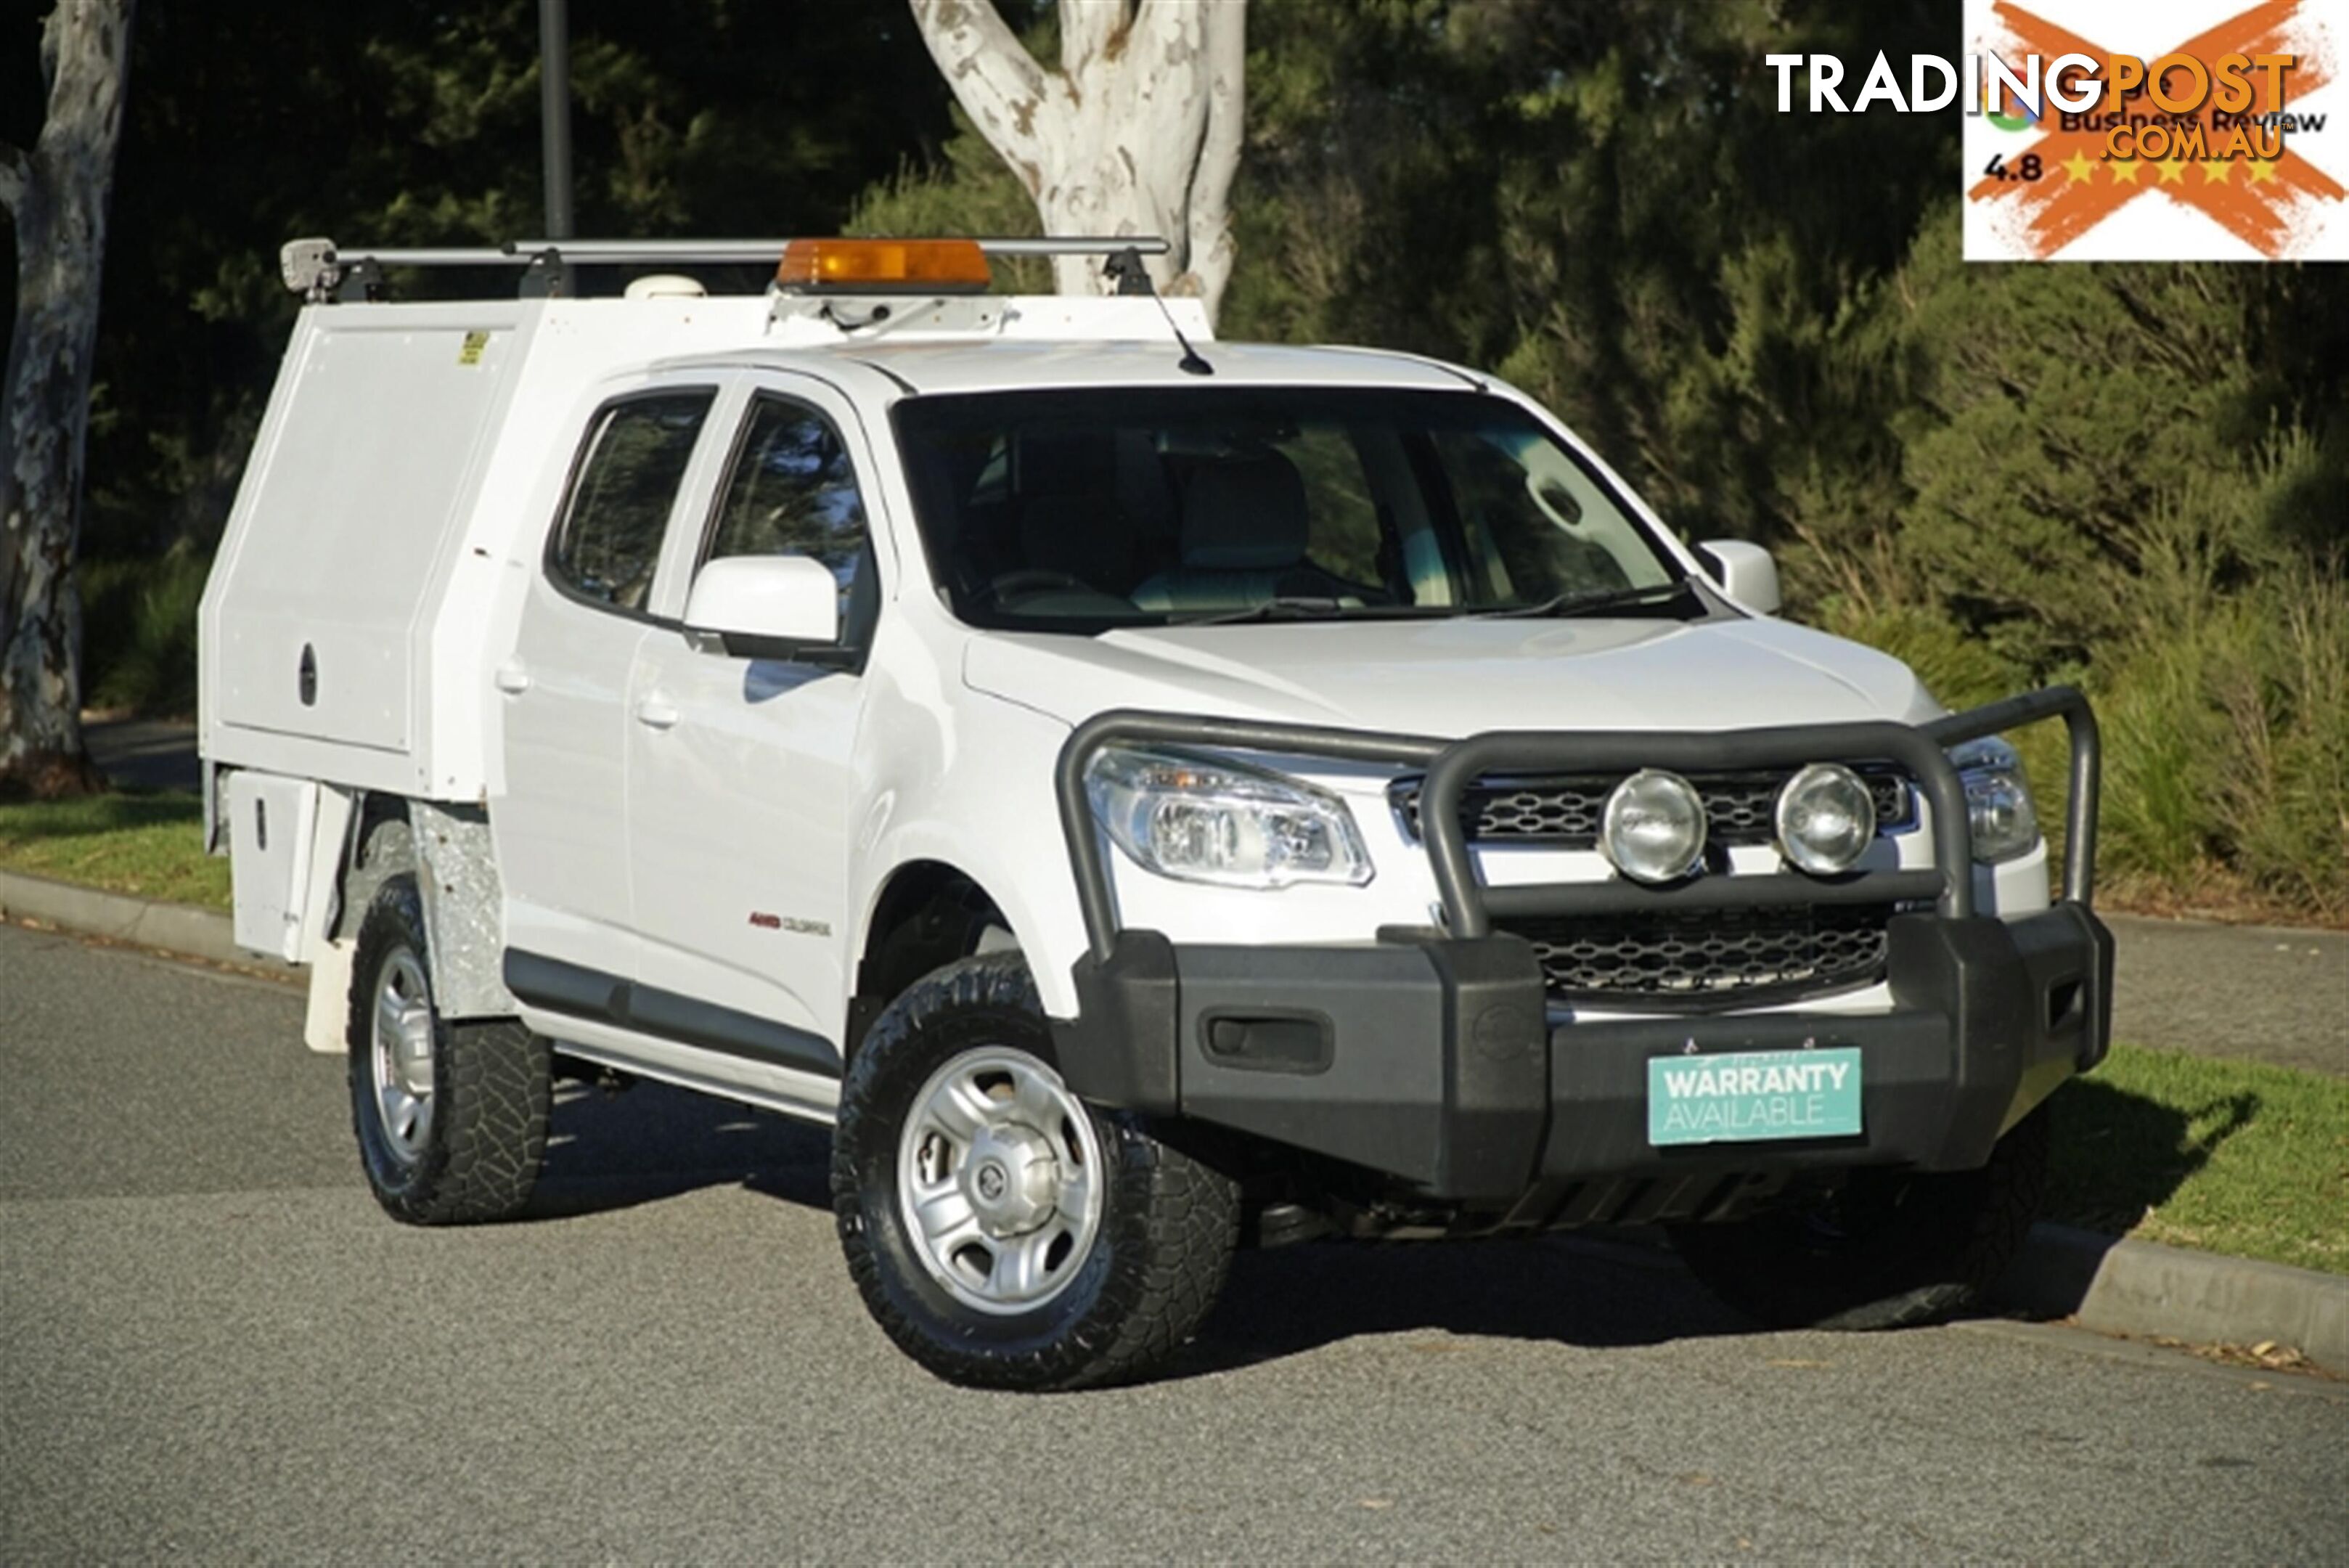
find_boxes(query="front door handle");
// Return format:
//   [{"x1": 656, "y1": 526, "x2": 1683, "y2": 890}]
[
  {"x1": 634, "y1": 695, "x2": 679, "y2": 730},
  {"x1": 494, "y1": 660, "x2": 531, "y2": 695}
]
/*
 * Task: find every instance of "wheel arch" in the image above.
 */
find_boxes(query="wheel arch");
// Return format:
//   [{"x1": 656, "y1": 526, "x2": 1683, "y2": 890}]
[
  {"x1": 846, "y1": 858, "x2": 1018, "y2": 1055},
  {"x1": 331, "y1": 793, "x2": 514, "y2": 1020}
]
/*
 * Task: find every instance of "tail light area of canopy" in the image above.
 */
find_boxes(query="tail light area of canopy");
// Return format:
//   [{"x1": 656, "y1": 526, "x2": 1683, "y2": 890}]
[{"x1": 278, "y1": 235, "x2": 1169, "y2": 303}]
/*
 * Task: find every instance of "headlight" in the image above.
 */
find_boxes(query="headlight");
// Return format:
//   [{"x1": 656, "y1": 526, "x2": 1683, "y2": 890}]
[
  {"x1": 1776, "y1": 762, "x2": 1877, "y2": 874},
  {"x1": 1950, "y1": 736, "x2": 2040, "y2": 862},
  {"x1": 1084, "y1": 746, "x2": 1373, "y2": 889},
  {"x1": 1601, "y1": 769, "x2": 1707, "y2": 884}
]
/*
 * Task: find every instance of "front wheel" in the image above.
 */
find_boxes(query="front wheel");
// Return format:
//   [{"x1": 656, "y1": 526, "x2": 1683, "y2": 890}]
[
  {"x1": 1667, "y1": 1106, "x2": 2050, "y2": 1331},
  {"x1": 832, "y1": 954, "x2": 1239, "y2": 1390}
]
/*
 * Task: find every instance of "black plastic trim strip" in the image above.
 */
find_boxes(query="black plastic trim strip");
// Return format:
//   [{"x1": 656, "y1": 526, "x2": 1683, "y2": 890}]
[
  {"x1": 1479, "y1": 869, "x2": 1943, "y2": 920},
  {"x1": 504, "y1": 950, "x2": 626, "y2": 1021},
  {"x1": 626, "y1": 984, "x2": 842, "y2": 1079},
  {"x1": 503, "y1": 950, "x2": 841, "y2": 1079}
]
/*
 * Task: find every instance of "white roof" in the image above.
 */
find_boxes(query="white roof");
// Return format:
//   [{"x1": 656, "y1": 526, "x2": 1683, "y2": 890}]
[
  {"x1": 635, "y1": 291, "x2": 1487, "y2": 396},
  {"x1": 831, "y1": 338, "x2": 1482, "y2": 396}
]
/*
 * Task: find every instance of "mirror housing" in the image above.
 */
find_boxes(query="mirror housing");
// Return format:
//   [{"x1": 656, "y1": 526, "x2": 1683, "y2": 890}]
[
  {"x1": 1694, "y1": 539, "x2": 1781, "y2": 616},
  {"x1": 683, "y1": 556, "x2": 843, "y2": 660}
]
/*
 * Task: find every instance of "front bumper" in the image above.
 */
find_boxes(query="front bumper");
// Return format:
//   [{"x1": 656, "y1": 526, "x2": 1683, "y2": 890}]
[
  {"x1": 1054, "y1": 904, "x2": 2112, "y2": 1204},
  {"x1": 1047, "y1": 687, "x2": 2110, "y2": 1209}
]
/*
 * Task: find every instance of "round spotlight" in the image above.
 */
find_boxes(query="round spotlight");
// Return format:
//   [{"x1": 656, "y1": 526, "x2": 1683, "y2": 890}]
[
  {"x1": 1776, "y1": 762, "x2": 1878, "y2": 875},
  {"x1": 1601, "y1": 769, "x2": 1707, "y2": 884}
]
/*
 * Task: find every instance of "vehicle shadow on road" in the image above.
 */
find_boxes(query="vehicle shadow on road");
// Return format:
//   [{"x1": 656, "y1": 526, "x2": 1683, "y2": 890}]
[
  {"x1": 526, "y1": 1080, "x2": 833, "y2": 1217},
  {"x1": 2044, "y1": 1076, "x2": 2258, "y2": 1236},
  {"x1": 1169, "y1": 1233, "x2": 1752, "y2": 1377},
  {"x1": 523, "y1": 1082, "x2": 1755, "y2": 1363}
]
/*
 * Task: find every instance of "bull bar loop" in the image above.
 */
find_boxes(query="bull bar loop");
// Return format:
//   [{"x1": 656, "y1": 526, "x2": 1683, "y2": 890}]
[{"x1": 1055, "y1": 686, "x2": 2101, "y2": 965}]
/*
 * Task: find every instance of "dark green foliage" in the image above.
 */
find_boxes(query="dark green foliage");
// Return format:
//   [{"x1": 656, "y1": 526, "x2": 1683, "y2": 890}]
[
  {"x1": 51, "y1": 0, "x2": 950, "y2": 565},
  {"x1": 78, "y1": 543, "x2": 205, "y2": 717}
]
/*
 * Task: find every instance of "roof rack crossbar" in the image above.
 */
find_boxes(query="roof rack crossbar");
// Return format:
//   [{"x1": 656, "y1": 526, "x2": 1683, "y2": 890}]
[{"x1": 282, "y1": 235, "x2": 1169, "y2": 298}]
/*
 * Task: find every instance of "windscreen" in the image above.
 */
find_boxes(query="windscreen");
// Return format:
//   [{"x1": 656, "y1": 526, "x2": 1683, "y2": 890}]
[{"x1": 890, "y1": 387, "x2": 1691, "y2": 632}]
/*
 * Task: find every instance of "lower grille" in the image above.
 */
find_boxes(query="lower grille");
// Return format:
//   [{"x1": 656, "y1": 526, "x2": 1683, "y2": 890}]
[{"x1": 1504, "y1": 902, "x2": 1898, "y2": 1009}]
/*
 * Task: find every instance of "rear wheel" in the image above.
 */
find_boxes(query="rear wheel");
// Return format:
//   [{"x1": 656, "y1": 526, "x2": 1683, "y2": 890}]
[
  {"x1": 832, "y1": 954, "x2": 1239, "y2": 1390},
  {"x1": 1667, "y1": 1106, "x2": 2050, "y2": 1331},
  {"x1": 348, "y1": 875, "x2": 550, "y2": 1223}
]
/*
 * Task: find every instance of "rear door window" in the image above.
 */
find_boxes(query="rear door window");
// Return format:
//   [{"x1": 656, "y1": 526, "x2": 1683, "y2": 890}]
[{"x1": 549, "y1": 391, "x2": 716, "y2": 613}]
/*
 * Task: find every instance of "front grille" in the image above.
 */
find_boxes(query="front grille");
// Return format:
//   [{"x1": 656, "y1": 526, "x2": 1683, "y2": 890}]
[
  {"x1": 1504, "y1": 902, "x2": 1898, "y2": 1008},
  {"x1": 1393, "y1": 768, "x2": 1914, "y2": 849}
]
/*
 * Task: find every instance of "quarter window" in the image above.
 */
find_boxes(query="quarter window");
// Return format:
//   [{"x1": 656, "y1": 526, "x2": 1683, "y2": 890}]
[
  {"x1": 550, "y1": 391, "x2": 716, "y2": 612},
  {"x1": 706, "y1": 396, "x2": 870, "y2": 611}
]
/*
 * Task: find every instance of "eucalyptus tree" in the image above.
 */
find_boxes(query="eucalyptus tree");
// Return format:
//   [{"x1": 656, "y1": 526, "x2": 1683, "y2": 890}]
[
  {"x1": 2, "y1": 0, "x2": 134, "y2": 795},
  {"x1": 906, "y1": 0, "x2": 1246, "y2": 321}
]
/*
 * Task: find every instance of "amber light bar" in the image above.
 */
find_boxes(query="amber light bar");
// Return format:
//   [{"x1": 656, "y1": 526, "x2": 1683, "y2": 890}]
[{"x1": 775, "y1": 238, "x2": 992, "y2": 294}]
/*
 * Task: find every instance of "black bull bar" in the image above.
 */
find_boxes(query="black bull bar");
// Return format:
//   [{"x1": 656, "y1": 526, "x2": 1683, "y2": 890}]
[{"x1": 1054, "y1": 685, "x2": 2101, "y2": 961}]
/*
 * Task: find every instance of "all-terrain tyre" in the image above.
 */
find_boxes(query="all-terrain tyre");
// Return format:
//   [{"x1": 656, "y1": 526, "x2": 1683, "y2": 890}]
[
  {"x1": 833, "y1": 953, "x2": 1240, "y2": 1391},
  {"x1": 1667, "y1": 1106, "x2": 2051, "y2": 1331},
  {"x1": 348, "y1": 875, "x2": 550, "y2": 1224}
]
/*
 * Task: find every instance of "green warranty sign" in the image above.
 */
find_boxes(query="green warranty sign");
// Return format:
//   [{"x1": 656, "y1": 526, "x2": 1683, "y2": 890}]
[{"x1": 1647, "y1": 1046, "x2": 1863, "y2": 1146}]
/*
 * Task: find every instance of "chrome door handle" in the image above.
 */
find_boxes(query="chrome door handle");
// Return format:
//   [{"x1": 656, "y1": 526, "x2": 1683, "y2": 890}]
[
  {"x1": 634, "y1": 695, "x2": 679, "y2": 730},
  {"x1": 494, "y1": 661, "x2": 531, "y2": 695}
]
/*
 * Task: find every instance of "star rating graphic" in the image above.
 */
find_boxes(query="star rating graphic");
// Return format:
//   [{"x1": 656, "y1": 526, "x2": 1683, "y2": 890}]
[{"x1": 1966, "y1": 0, "x2": 2345, "y2": 258}]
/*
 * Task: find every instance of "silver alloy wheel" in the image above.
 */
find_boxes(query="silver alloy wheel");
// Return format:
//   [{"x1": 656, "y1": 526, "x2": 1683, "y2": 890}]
[
  {"x1": 896, "y1": 1047, "x2": 1106, "y2": 1315},
  {"x1": 369, "y1": 948, "x2": 437, "y2": 1166}
]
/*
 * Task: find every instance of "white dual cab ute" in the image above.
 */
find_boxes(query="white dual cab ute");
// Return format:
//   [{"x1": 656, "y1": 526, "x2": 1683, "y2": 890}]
[{"x1": 200, "y1": 234, "x2": 2113, "y2": 1390}]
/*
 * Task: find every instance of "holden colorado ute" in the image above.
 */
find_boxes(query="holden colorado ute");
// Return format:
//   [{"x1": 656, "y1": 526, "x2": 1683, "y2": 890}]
[{"x1": 197, "y1": 234, "x2": 2112, "y2": 1389}]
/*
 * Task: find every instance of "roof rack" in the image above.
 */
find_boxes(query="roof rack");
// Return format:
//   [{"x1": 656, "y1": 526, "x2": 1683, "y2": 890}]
[{"x1": 279, "y1": 235, "x2": 1170, "y2": 303}]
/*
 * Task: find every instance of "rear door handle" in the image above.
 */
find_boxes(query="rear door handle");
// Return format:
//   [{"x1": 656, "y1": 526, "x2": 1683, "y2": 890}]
[
  {"x1": 494, "y1": 661, "x2": 531, "y2": 695},
  {"x1": 634, "y1": 695, "x2": 679, "y2": 730}
]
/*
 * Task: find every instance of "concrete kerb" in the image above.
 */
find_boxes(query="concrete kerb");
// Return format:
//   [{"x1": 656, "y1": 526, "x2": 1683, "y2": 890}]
[
  {"x1": 6, "y1": 864, "x2": 2345, "y2": 1372},
  {"x1": 2001, "y1": 1223, "x2": 2349, "y2": 1374},
  {"x1": 0, "y1": 867, "x2": 290, "y2": 977}
]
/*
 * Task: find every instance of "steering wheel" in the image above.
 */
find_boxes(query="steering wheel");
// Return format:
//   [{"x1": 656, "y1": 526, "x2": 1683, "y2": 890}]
[{"x1": 977, "y1": 568, "x2": 1096, "y2": 604}]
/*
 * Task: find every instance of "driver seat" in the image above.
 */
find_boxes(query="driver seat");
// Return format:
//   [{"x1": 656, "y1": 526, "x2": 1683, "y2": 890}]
[{"x1": 1129, "y1": 452, "x2": 1328, "y2": 613}]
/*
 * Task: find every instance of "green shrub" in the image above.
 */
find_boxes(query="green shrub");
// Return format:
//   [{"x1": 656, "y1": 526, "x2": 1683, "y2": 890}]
[
  {"x1": 2218, "y1": 571, "x2": 2349, "y2": 915},
  {"x1": 78, "y1": 546, "x2": 208, "y2": 719},
  {"x1": 2096, "y1": 622, "x2": 2230, "y2": 891}
]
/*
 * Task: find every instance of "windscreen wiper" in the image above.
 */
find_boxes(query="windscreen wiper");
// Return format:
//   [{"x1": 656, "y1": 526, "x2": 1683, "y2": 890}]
[
  {"x1": 1470, "y1": 578, "x2": 1696, "y2": 620},
  {"x1": 1164, "y1": 596, "x2": 1352, "y2": 627}
]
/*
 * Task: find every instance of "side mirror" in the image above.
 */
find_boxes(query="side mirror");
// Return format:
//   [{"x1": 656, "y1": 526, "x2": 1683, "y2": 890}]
[
  {"x1": 1694, "y1": 539, "x2": 1781, "y2": 616},
  {"x1": 683, "y1": 555, "x2": 842, "y2": 659}
]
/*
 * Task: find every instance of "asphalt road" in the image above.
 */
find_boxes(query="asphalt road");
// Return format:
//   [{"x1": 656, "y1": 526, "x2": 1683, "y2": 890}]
[
  {"x1": 5, "y1": 923, "x2": 2345, "y2": 1561},
  {"x1": 2107, "y1": 915, "x2": 2348, "y2": 1077}
]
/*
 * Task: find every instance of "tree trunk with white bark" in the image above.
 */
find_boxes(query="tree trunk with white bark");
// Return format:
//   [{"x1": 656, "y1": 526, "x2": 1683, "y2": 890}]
[
  {"x1": 907, "y1": 0, "x2": 1244, "y2": 323},
  {"x1": 1, "y1": 1, "x2": 135, "y2": 796}
]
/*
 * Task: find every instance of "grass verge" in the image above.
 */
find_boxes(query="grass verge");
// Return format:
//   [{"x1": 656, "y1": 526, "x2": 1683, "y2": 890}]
[
  {"x1": 2046, "y1": 1043, "x2": 2348, "y2": 1276},
  {"x1": 0, "y1": 791, "x2": 228, "y2": 912}
]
